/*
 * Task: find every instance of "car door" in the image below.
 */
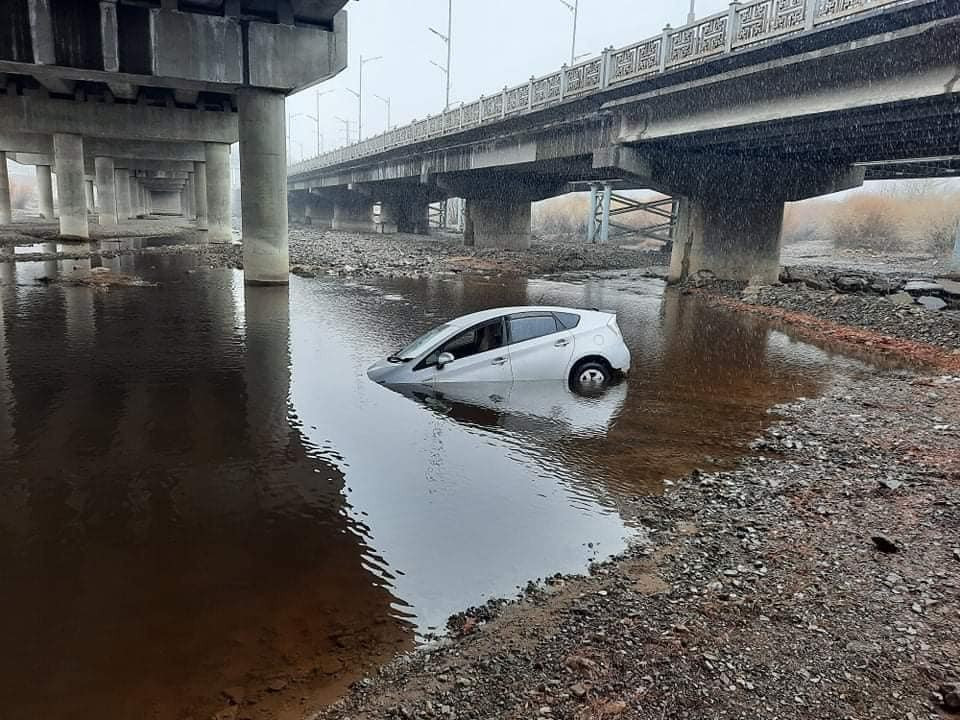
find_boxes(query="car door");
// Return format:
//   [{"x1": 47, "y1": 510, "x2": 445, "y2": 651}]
[
  {"x1": 428, "y1": 318, "x2": 513, "y2": 383},
  {"x1": 506, "y1": 312, "x2": 574, "y2": 381}
]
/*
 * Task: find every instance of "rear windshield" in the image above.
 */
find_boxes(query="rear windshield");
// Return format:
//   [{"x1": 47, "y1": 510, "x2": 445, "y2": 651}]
[{"x1": 396, "y1": 324, "x2": 452, "y2": 359}]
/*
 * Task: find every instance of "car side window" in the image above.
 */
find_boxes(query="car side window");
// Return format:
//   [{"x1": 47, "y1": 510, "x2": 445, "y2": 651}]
[
  {"x1": 419, "y1": 319, "x2": 505, "y2": 368},
  {"x1": 508, "y1": 314, "x2": 560, "y2": 344},
  {"x1": 554, "y1": 312, "x2": 581, "y2": 330}
]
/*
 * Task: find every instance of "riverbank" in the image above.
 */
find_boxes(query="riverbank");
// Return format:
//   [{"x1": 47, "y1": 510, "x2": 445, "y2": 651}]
[{"x1": 308, "y1": 367, "x2": 959, "y2": 720}]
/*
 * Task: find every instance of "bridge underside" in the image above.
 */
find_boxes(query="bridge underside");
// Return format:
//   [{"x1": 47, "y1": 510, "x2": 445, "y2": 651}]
[{"x1": 289, "y1": 3, "x2": 960, "y2": 279}]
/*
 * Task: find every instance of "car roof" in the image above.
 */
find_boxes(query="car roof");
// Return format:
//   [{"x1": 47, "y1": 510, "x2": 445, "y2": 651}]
[{"x1": 447, "y1": 306, "x2": 608, "y2": 329}]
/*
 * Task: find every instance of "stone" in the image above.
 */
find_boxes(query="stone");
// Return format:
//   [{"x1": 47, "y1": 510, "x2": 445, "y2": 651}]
[
  {"x1": 871, "y1": 535, "x2": 900, "y2": 554},
  {"x1": 935, "y1": 278, "x2": 960, "y2": 296},
  {"x1": 570, "y1": 682, "x2": 588, "y2": 698},
  {"x1": 940, "y1": 682, "x2": 960, "y2": 711},
  {"x1": 846, "y1": 640, "x2": 881, "y2": 654},
  {"x1": 904, "y1": 280, "x2": 944, "y2": 293},
  {"x1": 835, "y1": 275, "x2": 870, "y2": 292},
  {"x1": 222, "y1": 687, "x2": 246, "y2": 705},
  {"x1": 879, "y1": 479, "x2": 903, "y2": 491},
  {"x1": 267, "y1": 678, "x2": 288, "y2": 692},
  {"x1": 917, "y1": 296, "x2": 947, "y2": 311},
  {"x1": 887, "y1": 291, "x2": 915, "y2": 306}
]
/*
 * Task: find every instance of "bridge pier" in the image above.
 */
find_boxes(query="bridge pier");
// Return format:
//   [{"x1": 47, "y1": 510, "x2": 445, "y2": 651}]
[
  {"x1": 37, "y1": 165, "x2": 55, "y2": 220},
  {"x1": 95, "y1": 157, "x2": 117, "y2": 224},
  {"x1": 0, "y1": 152, "x2": 10, "y2": 224},
  {"x1": 193, "y1": 161, "x2": 209, "y2": 231},
  {"x1": 53, "y1": 133, "x2": 89, "y2": 239},
  {"x1": 238, "y1": 88, "x2": 290, "y2": 285},
  {"x1": 469, "y1": 199, "x2": 532, "y2": 250},
  {"x1": 307, "y1": 193, "x2": 334, "y2": 228},
  {"x1": 332, "y1": 195, "x2": 376, "y2": 233},
  {"x1": 84, "y1": 179, "x2": 95, "y2": 215},
  {"x1": 380, "y1": 197, "x2": 429, "y2": 235},
  {"x1": 115, "y1": 168, "x2": 133, "y2": 220},
  {"x1": 205, "y1": 143, "x2": 232, "y2": 243}
]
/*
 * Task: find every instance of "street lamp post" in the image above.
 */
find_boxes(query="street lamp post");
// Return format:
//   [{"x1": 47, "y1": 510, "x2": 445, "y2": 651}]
[
  {"x1": 356, "y1": 54, "x2": 383, "y2": 141},
  {"x1": 687, "y1": 0, "x2": 696, "y2": 24},
  {"x1": 290, "y1": 113, "x2": 324, "y2": 157},
  {"x1": 334, "y1": 115, "x2": 354, "y2": 145},
  {"x1": 374, "y1": 94, "x2": 392, "y2": 131},
  {"x1": 314, "y1": 88, "x2": 334, "y2": 154},
  {"x1": 557, "y1": 0, "x2": 579, "y2": 66},
  {"x1": 428, "y1": 0, "x2": 452, "y2": 110}
]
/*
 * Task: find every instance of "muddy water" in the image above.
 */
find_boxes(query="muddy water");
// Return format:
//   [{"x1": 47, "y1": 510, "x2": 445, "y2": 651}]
[{"x1": 1, "y1": 255, "x2": 851, "y2": 719}]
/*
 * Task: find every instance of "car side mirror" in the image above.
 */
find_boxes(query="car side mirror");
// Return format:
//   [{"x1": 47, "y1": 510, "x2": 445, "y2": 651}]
[{"x1": 437, "y1": 352, "x2": 455, "y2": 369}]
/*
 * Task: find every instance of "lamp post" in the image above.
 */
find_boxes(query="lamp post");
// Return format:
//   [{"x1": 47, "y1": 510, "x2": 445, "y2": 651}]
[
  {"x1": 314, "y1": 88, "x2": 334, "y2": 153},
  {"x1": 373, "y1": 94, "x2": 392, "y2": 131},
  {"x1": 557, "y1": 0, "x2": 579, "y2": 66},
  {"x1": 334, "y1": 115, "x2": 354, "y2": 145},
  {"x1": 355, "y1": 54, "x2": 383, "y2": 141},
  {"x1": 290, "y1": 113, "x2": 324, "y2": 157},
  {"x1": 428, "y1": 0, "x2": 452, "y2": 110},
  {"x1": 687, "y1": 0, "x2": 696, "y2": 24}
]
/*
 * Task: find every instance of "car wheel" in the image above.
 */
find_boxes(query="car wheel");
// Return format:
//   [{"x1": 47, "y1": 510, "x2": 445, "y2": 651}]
[{"x1": 571, "y1": 360, "x2": 612, "y2": 392}]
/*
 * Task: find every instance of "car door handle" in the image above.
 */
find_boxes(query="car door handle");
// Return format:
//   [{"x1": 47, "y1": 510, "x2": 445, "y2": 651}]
[
  {"x1": 554, "y1": 339, "x2": 570, "y2": 347},
  {"x1": 491, "y1": 357, "x2": 508, "y2": 366}
]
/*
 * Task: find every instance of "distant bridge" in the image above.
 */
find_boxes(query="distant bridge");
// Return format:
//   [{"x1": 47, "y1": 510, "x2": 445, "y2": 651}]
[{"x1": 288, "y1": 0, "x2": 960, "y2": 283}]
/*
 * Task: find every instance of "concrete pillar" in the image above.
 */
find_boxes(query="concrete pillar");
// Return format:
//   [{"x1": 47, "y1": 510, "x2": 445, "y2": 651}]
[
  {"x1": 95, "y1": 157, "x2": 117, "y2": 225},
  {"x1": 115, "y1": 168, "x2": 132, "y2": 220},
  {"x1": 194, "y1": 161, "x2": 208, "y2": 230},
  {"x1": 463, "y1": 199, "x2": 475, "y2": 247},
  {"x1": 0, "y1": 151, "x2": 11, "y2": 224},
  {"x1": 145, "y1": 189, "x2": 153, "y2": 215},
  {"x1": 469, "y1": 199, "x2": 532, "y2": 250},
  {"x1": 128, "y1": 174, "x2": 140, "y2": 218},
  {"x1": 668, "y1": 196, "x2": 784, "y2": 284},
  {"x1": 53, "y1": 133, "x2": 89, "y2": 239},
  {"x1": 205, "y1": 142, "x2": 232, "y2": 242},
  {"x1": 184, "y1": 173, "x2": 194, "y2": 219},
  {"x1": 238, "y1": 88, "x2": 289, "y2": 284},
  {"x1": 380, "y1": 197, "x2": 430, "y2": 235},
  {"x1": 332, "y1": 196, "x2": 376, "y2": 233},
  {"x1": 586, "y1": 184, "x2": 599, "y2": 244},
  {"x1": 84, "y1": 179, "x2": 95, "y2": 214},
  {"x1": 36, "y1": 165, "x2": 55, "y2": 219}
]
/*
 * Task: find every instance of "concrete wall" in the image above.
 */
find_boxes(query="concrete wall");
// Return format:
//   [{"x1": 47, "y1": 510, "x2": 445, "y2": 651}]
[{"x1": 149, "y1": 190, "x2": 181, "y2": 215}]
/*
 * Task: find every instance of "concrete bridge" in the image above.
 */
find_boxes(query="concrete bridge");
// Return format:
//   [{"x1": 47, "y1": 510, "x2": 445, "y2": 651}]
[
  {"x1": 288, "y1": 0, "x2": 960, "y2": 283},
  {"x1": 0, "y1": 0, "x2": 349, "y2": 283}
]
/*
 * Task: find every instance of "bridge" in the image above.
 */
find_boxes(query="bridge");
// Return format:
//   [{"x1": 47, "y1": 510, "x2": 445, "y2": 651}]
[
  {"x1": 287, "y1": 0, "x2": 960, "y2": 284},
  {"x1": 0, "y1": 0, "x2": 349, "y2": 284}
]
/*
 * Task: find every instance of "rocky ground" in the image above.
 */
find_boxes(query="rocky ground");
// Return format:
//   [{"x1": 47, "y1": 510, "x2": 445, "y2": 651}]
[
  {"x1": 307, "y1": 367, "x2": 959, "y2": 720},
  {"x1": 199, "y1": 224, "x2": 668, "y2": 279}
]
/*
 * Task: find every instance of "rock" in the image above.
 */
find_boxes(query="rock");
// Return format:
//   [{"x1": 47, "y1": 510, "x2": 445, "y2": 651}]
[
  {"x1": 222, "y1": 687, "x2": 246, "y2": 705},
  {"x1": 879, "y1": 479, "x2": 903, "y2": 491},
  {"x1": 917, "y1": 296, "x2": 947, "y2": 311},
  {"x1": 601, "y1": 700, "x2": 628, "y2": 716},
  {"x1": 940, "y1": 682, "x2": 960, "y2": 711},
  {"x1": 835, "y1": 275, "x2": 870, "y2": 292},
  {"x1": 267, "y1": 678, "x2": 288, "y2": 692},
  {"x1": 904, "y1": 280, "x2": 944, "y2": 293},
  {"x1": 846, "y1": 640, "x2": 882, "y2": 654},
  {"x1": 887, "y1": 291, "x2": 915, "y2": 306},
  {"x1": 319, "y1": 656, "x2": 345, "y2": 675},
  {"x1": 871, "y1": 535, "x2": 900, "y2": 554},
  {"x1": 935, "y1": 278, "x2": 960, "y2": 296},
  {"x1": 570, "y1": 682, "x2": 589, "y2": 699}
]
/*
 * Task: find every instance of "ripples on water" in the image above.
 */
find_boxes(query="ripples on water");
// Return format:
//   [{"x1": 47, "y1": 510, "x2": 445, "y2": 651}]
[{"x1": 0, "y1": 254, "x2": 857, "y2": 719}]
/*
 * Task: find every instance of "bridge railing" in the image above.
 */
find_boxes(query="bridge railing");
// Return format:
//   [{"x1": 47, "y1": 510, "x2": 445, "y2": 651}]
[{"x1": 289, "y1": 0, "x2": 908, "y2": 176}]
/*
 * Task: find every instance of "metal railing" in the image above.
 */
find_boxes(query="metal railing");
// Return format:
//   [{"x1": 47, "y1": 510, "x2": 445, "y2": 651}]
[{"x1": 289, "y1": 0, "x2": 907, "y2": 176}]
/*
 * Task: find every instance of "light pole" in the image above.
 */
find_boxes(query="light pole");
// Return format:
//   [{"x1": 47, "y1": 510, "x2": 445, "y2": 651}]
[
  {"x1": 290, "y1": 113, "x2": 324, "y2": 156},
  {"x1": 373, "y1": 94, "x2": 392, "y2": 131},
  {"x1": 687, "y1": 0, "x2": 696, "y2": 24},
  {"x1": 334, "y1": 115, "x2": 354, "y2": 145},
  {"x1": 356, "y1": 54, "x2": 383, "y2": 141},
  {"x1": 557, "y1": 0, "x2": 579, "y2": 66},
  {"x1": 428, "y1": 0, "x2": 452, "y2": 110},
  {"x1": 314, "y1": 88, "x2": 334, "y2": 153}
]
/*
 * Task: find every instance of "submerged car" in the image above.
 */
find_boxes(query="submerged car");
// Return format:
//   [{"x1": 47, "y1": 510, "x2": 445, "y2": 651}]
[{"x1": 367, "y1": 306, "x2": 631, "y2": 391}]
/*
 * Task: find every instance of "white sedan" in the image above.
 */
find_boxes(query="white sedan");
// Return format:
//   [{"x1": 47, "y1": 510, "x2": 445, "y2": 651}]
[{"x1": 367, "y1": 306, "x2": 631, "y2": 391}]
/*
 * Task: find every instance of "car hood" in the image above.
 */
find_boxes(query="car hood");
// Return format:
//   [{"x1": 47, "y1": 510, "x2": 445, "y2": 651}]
[{"x1": 366, "y1": 358, "x2": 412, "y2": 383}]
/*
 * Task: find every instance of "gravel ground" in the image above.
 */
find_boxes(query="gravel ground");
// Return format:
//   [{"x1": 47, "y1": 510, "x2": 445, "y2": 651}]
[
  {"x1": 200, "y1": 226, "x2": 669, "y2": 279},
  {"x1": 305, "y1": 368, "x2": 959, "y2": 720}
]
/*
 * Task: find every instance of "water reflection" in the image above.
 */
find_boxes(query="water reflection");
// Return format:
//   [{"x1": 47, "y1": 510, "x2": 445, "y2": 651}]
[
  {"x1": 0, "y1": 263, "x2": 414, "y2": 720},
  {"x1": 0, "y1": 262, "x2": 864, "y2": 719}
]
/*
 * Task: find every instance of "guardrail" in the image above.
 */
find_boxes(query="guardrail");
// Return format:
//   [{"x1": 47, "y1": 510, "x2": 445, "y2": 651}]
[{"x1": 289, "y1": 0, "x2": 907, "y2": 176}]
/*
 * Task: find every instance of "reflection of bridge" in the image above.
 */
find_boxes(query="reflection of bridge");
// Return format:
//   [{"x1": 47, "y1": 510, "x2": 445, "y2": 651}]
[
  {"x1": 0, "y1": 263, "x2": 412, "y2": 720},
  {"x1": 289, "y1": 0, "x2": 960, "y2": 283}
]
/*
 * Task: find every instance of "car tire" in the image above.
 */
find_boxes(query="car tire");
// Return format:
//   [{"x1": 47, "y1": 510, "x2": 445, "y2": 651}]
[{"x1": 570, "y1": 359, "x2": 612, "y2": 393}]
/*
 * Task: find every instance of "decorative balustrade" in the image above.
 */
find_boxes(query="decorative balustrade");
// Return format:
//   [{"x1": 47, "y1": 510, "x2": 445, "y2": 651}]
[{"x1": 288, "y1": 0, "x2": 908, "y2": 175}]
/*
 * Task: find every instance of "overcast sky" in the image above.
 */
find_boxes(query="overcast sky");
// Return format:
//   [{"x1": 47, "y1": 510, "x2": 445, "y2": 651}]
[{"x1": 284, "y1": 0, "x2": 732, "y2": 160}]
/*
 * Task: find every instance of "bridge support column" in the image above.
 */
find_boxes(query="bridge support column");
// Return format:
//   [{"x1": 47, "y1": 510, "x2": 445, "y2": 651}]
[
  {"x1": 37, "y1": 165, "x2": 55, "y2": 219},
  {"x1": 238, "y1": 88, "x2": 289, "y2": 285},
  {"x1": 53, "y1": 133, "x2": 89, "y2": 239},
  {"x1": 469, "y1": 199, "x2": 531, "y2": 250},
  {"x1": 84, "y1": 179, "x2": 95, "y2": 215},
  {"x1": 184, "y1": 172, "x2": 194, "y2": 219},
  {"x1": 306, "y1": 193, "x2": 333, "y2": 228},
  {"x1": 380, "y1": 197, "x2": 429, "y2": 235},
  {"x1": 668, "y1": 196, "x2": 784, "y2": 285},
  {"x1": 115, "y1": 168, "x2": 132, "y2": 220},
  {"x1": 95, "y1": 157, "x2": 116, "y2": 225},
  {"x1": 194, "y1": 161, "x2": 208, "y2": 231},
  {"x1": 332, "y1": 196, "x2": 375, "y2": 233},
  {"x1": 0, "y1": 152, "x2": 11, "y2": 224},
  {"x1": 205, "y1": 142, "x2": 232, "y2": 242},
  {"x1": 463, "y1": 199, "x2": 475, "y2": 246}
]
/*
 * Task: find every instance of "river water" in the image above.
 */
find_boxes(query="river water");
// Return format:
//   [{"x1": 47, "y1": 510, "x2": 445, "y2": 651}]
[{"x1": 0, "y1": 252, "x2": 853, "y2": 719}]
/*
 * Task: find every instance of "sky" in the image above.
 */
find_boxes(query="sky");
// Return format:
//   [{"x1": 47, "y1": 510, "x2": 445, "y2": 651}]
[{"x1": 284, "y1": 0, "x2": 733, "y2": 160}]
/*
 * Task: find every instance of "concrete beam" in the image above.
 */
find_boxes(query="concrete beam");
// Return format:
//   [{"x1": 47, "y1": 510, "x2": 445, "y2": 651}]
[
  {"x1": 0, "y1": 95, "x2": 238, "y2": 144},
  {"x1": 0, "y1": 132, "x2": 206, "y2": 162}
]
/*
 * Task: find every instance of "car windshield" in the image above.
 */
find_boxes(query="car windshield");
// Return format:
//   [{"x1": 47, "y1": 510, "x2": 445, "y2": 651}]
[{"x1": 395, "y1": 323, "x2": 453, "y2": 360}]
